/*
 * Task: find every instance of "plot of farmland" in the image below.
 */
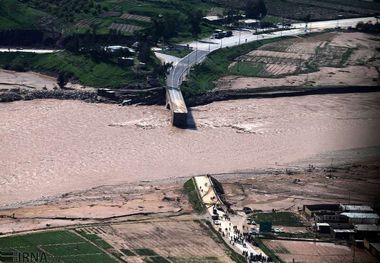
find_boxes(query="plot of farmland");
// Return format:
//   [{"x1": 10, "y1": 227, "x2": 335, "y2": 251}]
[
  {"x1": 121, "y1": 13, "x2": 152, "y2": 22},
  {"x1": 0, "y1": 230, "x2": 117, "y2": 263},
  {"x1": 99, "y1": 11, "x2": 122, "y2": 18},
  {"x1": 102, "y1": 220, "x2": 233, "y2": 262},
  {"x1": 75, "y1": 18, "x2": 97, "y2": 29},
  {"x1": 265, "y1": 0, "x2": 366, "y2": 21},
  {"x1": 229, "y1": 33, "x2": 353, "y2": 78},
  {"x1": 109, "y1": 23, "x2": 144, "y2": 34},
  {"x1": 263, "y1": 240, "x2": 378, "y2": 263}
]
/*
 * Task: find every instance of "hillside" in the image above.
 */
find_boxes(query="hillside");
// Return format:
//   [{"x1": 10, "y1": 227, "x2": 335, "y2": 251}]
[{"x1": 0, "y1": 0, "x2": 46, "y2": 30}]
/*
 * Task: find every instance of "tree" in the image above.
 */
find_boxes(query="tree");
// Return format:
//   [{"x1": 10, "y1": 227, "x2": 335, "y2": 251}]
[
  {"x1": 187, "y1": 10, "x2": 203, "y2": 37},
  {"x1": 224, "y1": 7, "x2": 239, "y2": 24},
  {"x1": 57, "y1": 72, "x2": 68, "y2": 89},
  {"x1": 245, "y1": 0, "x2": 267, "y2": 19},
  {"x1": 138, "y1": 39, "x2": 152, "y2": 63},
  {"x1": 151, "y1": 13, "x2": 180, "y2": 42}
]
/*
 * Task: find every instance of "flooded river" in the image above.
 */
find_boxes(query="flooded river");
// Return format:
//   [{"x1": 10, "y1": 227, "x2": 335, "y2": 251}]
[{"x1": 1, "y1": 93, "x2": 380, "y2": 206}]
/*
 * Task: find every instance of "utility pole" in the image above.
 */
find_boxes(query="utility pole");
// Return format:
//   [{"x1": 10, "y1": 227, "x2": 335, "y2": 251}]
[
  {"x1": 195, "y1": 40, "x2": 198, "y2": 63},
  {"x1": 187, "y1": 51, "x2": 190, "y2": 74},
  {"x1": 209, "y1": 35, "x2": 211, "y2": 53},
  {"x1": 281, "y1": 17, "x2": 284, "y2": 37}
]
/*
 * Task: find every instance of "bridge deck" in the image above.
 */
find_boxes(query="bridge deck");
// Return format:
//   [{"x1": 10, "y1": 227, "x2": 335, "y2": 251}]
[{"x1": 166, "y1": 87, "x2": 188, "y2": 127}]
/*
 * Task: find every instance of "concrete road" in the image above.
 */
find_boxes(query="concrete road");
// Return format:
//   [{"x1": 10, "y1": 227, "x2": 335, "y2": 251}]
[
  {"x1": 0, "y1": 48, "x2": 61, "y2": 54},
  {"x1": 166, "y1": 49, "x2": 209, "y2": 88},
  {"x1": 292, "y1": 16, "x2": 377, "y2": 30},
  {"x1": 186, "y1": 16, "x2": 376, "y2": 52}
]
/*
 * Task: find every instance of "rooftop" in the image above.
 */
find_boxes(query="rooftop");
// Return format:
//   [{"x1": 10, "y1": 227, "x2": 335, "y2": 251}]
[
  {"x1": 370, "y1": 243, "x2": 380, "y2": 252},
  {"x1": 341, "y1": 213, "x2": 379, "y2": 219},
  {"x1": 332, "y1": 229, "x2": 355, "y2": 233},
  {"x1": 316, "y1": 223, "x2": 330, "y2": 226},
  {"x1": 355, "y1": 224, "x2": 380, "y2": 232},
  {"x1": 239, "y1": 19, "x2": 260, "y2": 24},
  {"x1": 340, "y1": 204, "x2": 374, "y2": 212},
  {"x1": 203, "y1": 16, "x2": 223, "y2": 22}
]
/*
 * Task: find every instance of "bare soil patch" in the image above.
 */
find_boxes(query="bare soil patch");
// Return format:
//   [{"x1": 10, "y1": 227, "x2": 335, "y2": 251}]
[
  {"x1": 85, "y1": 219, "x2": 232, "y2": 262},
  {"x1": 221, "y1": 32, "x2": 380, "y2": 89},
  {"x1": 264, "y1": 239, "x2": 377, "y2": 263},
  {"x1": 0, "y1": 69, "x2": 94, "y2": 92}
]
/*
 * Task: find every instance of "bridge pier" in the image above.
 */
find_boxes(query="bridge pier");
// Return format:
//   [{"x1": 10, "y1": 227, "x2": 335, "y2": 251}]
[{"x1": 166, "y1": 87, "x2": 188, "y2": 127}]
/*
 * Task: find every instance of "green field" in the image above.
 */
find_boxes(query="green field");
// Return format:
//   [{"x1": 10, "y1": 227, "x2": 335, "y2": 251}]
[
  {"x1": 228, "y1": 62, "x2": 265, "y2": 77},
  {"x1": 253, "y1": 237, "x2": 284, "y2": 263},
  {"x1": 0, "y1": 51, "x2": 136, "y2": 88},
  {"x1": 254, "y1": 212, "x2": 304, "y2": 227},
  {"x1": 0, "y1": 230, "x2": 116, "y2": 263},
  {"x1": 184, "y1": 178, "x2": 205, "y2": 214},
  {"x1": 159, "y1": 48, "x2": 192, "y2": 58},
  {"x1": 181, "y1": 37, "x2": 286, "y2": 97},
  {"x1": 75, "y1": 230, "x2": 113, "y2": 250},
  {"x1": 1, "y1": 0, "x2": 217, "y2": 40}
]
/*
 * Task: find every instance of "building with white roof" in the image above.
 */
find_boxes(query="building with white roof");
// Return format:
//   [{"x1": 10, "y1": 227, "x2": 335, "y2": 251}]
[
  {"x1": 340, "y1": 204, "x2": 374, "y2": 213},
  {"x1": 341, "y1": 212, "x2": 379, "y2": 224}
]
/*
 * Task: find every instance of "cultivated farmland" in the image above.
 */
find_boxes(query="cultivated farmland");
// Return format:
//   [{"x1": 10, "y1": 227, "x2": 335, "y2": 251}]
[
  {"x1": 265, "y1": 0, "x2": 380, "y2": 21},
  {"x1": 229, "y1": 32, "x2": 354, "y2": 78},
  {"x1": 0, "y1": 230, "x2": 117, "y2": 263},
  {"x1": 109, "y1": 23, "x2": 144, "y2": 34},
  {"x1": 121, "y1": 13, "x2": 152, "y2": 23},
  {"x1": 98, "y1": 219, "x2": 234, "y2": 262},
  {"x1": 263, "y1": 240, "x2": 378, "y2": 263}
]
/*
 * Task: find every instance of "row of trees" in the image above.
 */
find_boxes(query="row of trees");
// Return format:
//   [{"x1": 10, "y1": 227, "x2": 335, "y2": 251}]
[
  {"x1": 220, "y1": 0, "x2": 267, "y2": 20},
  {"x1": 0, "y1": 30, "x2": 53, "y2": 46},
  {"x1": 245, "y1": 0, "x2": 267, "y2": 19},
  {"x1": 19, "y1": 0, "x2": 107, "y2": 22},
  {"x1": 149, "y1": 9, "x2": 203, "y2": 42}
]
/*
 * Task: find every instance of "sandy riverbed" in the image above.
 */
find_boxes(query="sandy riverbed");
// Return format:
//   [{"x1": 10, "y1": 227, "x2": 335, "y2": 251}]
[{"x1": 1, "y1": 93, "x2": 380, "y2": 207}]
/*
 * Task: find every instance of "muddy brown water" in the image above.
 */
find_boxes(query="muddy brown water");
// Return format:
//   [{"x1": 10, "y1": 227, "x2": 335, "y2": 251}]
[{"x1": 1, "y1": 92, "x2": 380, "y2": 206}]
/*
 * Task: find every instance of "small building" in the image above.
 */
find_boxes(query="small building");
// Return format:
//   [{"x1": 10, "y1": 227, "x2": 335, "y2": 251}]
[
  {"x1": 316, "y1": 222, "x2": 330, "y2": 233},
  {"x1": 340, "y1": 204, "x2": 374, "y2": 213},
  {"x1": 238, "y1": 19, "x2": 260, "y2": 29},
  {"x1": 355, "y1": 224, "x2": 380, "y2": 239},
  {"x1": 303, "y1": 204, "x2": 340, "y2": 217},
  {"x1": 330, "y1": 223, "x2": 355, "y2": 239},
  {"x1": 332, "y1": 229, "x2": 356, "y2": 239},
  {"x1": 341, "y1": 213, "x2": 379, "y2": 225},
  {"x1": 202, "y1": 16, "x2": 224, "y2": 24},
  {"x1": 316, "y1": 213, "x2": 345, "y2": 223}
]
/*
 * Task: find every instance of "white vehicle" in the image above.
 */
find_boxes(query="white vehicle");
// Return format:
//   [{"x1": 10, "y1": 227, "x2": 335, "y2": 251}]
[{"x1": 213, "y1": 220, "x2": 221, "y2": 225}]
